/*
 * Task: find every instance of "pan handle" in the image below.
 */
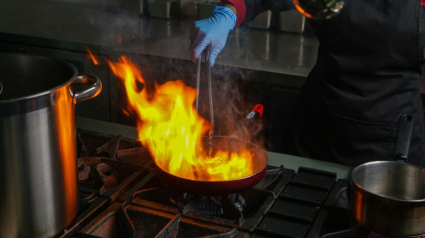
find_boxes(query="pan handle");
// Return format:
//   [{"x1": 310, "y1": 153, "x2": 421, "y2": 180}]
[
  {"x1": 72, "y1": 74, "x2": 102, "y2": 104},
  {"x1": 394, "y1": 114, "x2": 414, "y2": 163}
]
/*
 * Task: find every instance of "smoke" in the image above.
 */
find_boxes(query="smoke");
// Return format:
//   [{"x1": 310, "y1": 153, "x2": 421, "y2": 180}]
[
  {"x1": 7, "y1": 0, "x2": 152, "y2": 49},
  {"x1": 12, "y1": 0, "x2": 266, "y2": 147},
  {"x1": 205, "y1": 64, "x2": 265, "y2": 148},
  {"x1": 169, "y1": 61, "x2": 263, "y2": 138}
]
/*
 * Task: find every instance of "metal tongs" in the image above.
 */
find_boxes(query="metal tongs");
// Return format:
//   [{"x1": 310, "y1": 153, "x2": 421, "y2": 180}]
[{"x1": 195, "y1": 45, "x2": 214, "y2": 153}]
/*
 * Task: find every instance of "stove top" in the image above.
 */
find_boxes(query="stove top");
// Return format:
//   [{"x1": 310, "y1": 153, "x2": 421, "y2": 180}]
[{"x1": 56, "y1": 130, "x2": 418, "y2": 238}]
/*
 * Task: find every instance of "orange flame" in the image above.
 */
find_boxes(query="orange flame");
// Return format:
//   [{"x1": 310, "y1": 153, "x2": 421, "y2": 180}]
[
  {"x1": 84, "y1": 46, "x2": 99, "y2": 65},
  {"x1": 108, "y1": 56, "x2": 255, "y2": 181},
  {"x1": 294, "y1": 0, "x2": 312, "y2": 18}
]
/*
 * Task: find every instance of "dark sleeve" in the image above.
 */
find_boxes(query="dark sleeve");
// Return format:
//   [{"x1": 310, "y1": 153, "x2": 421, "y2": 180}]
[
  {"x1": 219, "y1": 0, "x2": 247, "y2": 27},
  {"x1": 219, "y1": 0, "x2": 295, "y2": 28},
  {"x1": 243, "y1": 0, "x2": 295, "y2": 25}
]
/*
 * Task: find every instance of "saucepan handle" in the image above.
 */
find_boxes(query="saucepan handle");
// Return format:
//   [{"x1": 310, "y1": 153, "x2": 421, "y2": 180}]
[
  {"x1": 394, "y1": 114, "x2": 414, "y2": 163},
  {"x1": 72, "y1": 74, "x2": 102, "y2": 104}
]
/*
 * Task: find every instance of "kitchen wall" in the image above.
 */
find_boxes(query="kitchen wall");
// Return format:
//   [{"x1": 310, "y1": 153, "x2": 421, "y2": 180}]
[{"x1": 180, "y1": 0, "x2": 197, "y2": 16}]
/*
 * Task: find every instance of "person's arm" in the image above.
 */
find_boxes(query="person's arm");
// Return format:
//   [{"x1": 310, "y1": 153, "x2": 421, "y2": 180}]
[
  {"x1": 218, "y1": 1, "x2": 245, "y2": 27},
  {"x1": 189, "y1": 0, "x2": 294, "y2": 66},
  {"x1": 219, "y1": 0, "x2": 295, "y2": 27}
]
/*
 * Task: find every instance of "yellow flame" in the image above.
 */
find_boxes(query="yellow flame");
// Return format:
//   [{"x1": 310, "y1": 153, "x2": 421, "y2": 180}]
[{"x1": 108, "y1": 56, "x2": 254, "y2": 181}]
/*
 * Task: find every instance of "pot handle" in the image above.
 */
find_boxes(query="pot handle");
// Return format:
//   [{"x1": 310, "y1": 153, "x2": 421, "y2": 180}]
[
  {"x1": 72, "y1": 74, "x2": 102, "y2": 104},
  {"x1": 394, "y1": 114, "x2": 414, "y2": 163}
]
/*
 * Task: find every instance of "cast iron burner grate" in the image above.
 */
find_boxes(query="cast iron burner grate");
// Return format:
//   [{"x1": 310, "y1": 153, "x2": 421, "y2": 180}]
[
  {"x1": 77, "y1": 130, "x2": 152, "y2": 168},
  {"x1": 123, "y1": 171, "x2": 249, "y2": 218},
  {"x1": 118, "y1": 165, "x2": 294, "y2": 232},
  {"x1": 251, "y1": 167, "x2": 338, "y2": 238},
  {"x1": 71, "y1": 130, "x2": 400, "y2": 238},
  {"x1": 76, "y1": 131, "x2": 154, "y2": 203},
  {"x1": 195, "y1": 194, "x2": 245, "y2": 216},
  {"x1": 75, "y1": 202, "x2": 250, "y2": 238}
]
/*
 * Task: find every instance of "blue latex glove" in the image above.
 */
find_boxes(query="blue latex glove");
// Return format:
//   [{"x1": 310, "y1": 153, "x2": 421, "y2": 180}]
[{"x1": 190, "y1": 6, "x2": 236, "y2": 67}]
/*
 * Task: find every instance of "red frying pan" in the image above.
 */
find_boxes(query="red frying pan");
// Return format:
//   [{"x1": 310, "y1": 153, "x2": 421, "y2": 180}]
[{"x1": 155, "y1": 136, "x2": 268, "y2": 196}]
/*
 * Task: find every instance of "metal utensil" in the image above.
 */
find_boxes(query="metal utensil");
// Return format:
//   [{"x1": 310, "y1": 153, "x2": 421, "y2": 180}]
[
  {"x1": 350, "y1": 114, "x2": 425, "y2": 236},
  {"x1": 195, "y1": 45, "x2": 214, "y2": 153},
  {"x1": 206, "y1": 45, "x2": 214, "y2": 151},
  {"x1": 195, "y1": 54, "x2": 201, "y2": 111}
]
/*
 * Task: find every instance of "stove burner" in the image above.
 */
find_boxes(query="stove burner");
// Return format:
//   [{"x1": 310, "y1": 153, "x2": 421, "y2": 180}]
[
  {"x1": 78, "y1": 202, "x2": 249, "y2": 237},
  {"x1": 229, "y1": 194, "x2": 246, "y2": 212},
  {"x1": 200, "y1": 196, "x2": 223, "y2": 216},
  {"x1": 118, "y1": 165, "x2": 294, "y2": 232},
  {"x1": 129, "y1": 187, "x2": 247, "y2": 219},
  {"x1": 168, "y1": 192, "x2": 194, "y2": 209}
]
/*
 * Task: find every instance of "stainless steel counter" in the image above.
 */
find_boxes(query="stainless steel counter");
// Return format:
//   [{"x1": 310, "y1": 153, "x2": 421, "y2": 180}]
[
  {"x1": 114, "y1": 17, "x2": 319, "y2": 77},
  {"x1": 0, "y1": 0, "x2": 180, "y2": 51},
  {"x1": 0, "y1": 0, "x2": 319, "y2": 77},
  {"x1": 76, "y1": 117, "x2": 351, "y2": 179}
]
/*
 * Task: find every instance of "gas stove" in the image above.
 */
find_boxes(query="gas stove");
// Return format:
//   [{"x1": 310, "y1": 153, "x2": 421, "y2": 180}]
[{"x1": 54, "y1": 130, "x2": 422, "y2": 238}]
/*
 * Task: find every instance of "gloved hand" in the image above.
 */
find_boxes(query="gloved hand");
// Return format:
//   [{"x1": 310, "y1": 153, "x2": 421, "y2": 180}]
[{"x1": 189, "y1": 6, "x2": 237, "y2": 67}]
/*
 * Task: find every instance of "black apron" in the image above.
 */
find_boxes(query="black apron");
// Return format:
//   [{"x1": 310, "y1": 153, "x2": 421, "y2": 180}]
[{"x1": 283, "y1": 0, "x2": 425, "y2": 167}]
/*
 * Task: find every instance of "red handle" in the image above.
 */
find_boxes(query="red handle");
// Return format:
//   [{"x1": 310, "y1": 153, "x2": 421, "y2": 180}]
[{"x1": 252, "y1": 104, "x2": 264, "y2": 118}]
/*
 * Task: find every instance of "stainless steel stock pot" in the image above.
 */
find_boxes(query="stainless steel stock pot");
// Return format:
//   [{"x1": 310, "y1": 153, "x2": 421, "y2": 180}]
[{"x1": 0, "y1": 53, "x2": 102, "y2": 237}]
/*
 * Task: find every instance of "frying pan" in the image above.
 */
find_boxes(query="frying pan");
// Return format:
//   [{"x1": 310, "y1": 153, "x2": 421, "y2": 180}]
[
  {"x1": 156, "y1": 136, "x2": 268, "y2": 196},
  {"x1": 350, "y1": 114, "x2": 425, "y2": 236}
]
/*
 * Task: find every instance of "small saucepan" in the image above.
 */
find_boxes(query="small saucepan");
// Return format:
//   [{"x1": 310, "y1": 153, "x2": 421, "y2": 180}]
[{"x1": 350, "y1": 114, "x2": 425, "y2": 236}]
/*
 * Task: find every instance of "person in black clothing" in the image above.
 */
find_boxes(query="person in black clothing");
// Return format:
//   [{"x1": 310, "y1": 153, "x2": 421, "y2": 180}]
[{"x1": 189, "y1": 0, "x2": 425, "y2": 167}]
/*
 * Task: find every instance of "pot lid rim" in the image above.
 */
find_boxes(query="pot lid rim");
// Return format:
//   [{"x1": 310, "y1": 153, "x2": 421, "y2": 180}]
[
  {"x1": 0, "y1": 53, "x2": 78, "y2": 104},
  {"x1": 351, "y1": 161, "x2": 425, "y2": 202}
]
